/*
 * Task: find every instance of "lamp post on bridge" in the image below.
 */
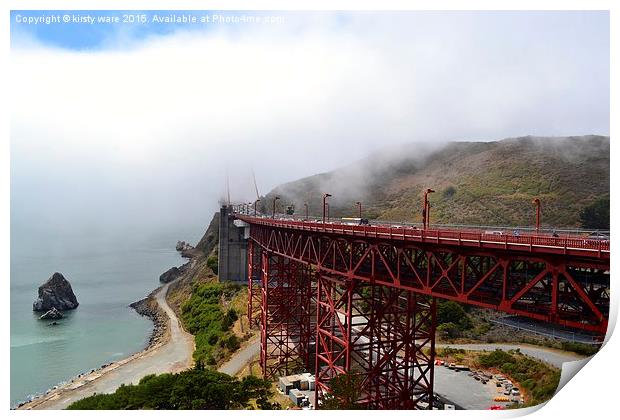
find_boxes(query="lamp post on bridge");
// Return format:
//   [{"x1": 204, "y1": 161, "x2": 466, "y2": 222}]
[
  {"x1": 254, "y1": 199, "x2": 260, "y2": 216},
  {"x1": 272, "y1": 196, "x2": 280, "y2": 219},
  {"x1": 422, "y1": 188, "x2": 435, "y2": 229},
  {"x1": 533, "y1": 198, "x2": 541, "y2": 233},
  {"x1": 304, "y1": 203, "x2": 308, "y2": 220},
  {"x1": 356, "y1": 201, "x2": 362, "y2": 219},
  {"x1": 322, "y1": 193, "x2": 332, "y2": 223},
  {"x1": 248, "y1": 202, "x2": 253, "y2": 215}
]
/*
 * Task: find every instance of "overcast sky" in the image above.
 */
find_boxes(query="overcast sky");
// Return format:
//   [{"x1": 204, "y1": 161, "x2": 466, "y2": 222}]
[{"x1": 10, "y1": 10, "x2": 609, "y2": 236}]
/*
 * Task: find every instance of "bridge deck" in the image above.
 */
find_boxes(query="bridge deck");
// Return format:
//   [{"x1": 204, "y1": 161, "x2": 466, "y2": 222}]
[{"x1": 237, "y1": 215, "x2": 609, "y2": 260}]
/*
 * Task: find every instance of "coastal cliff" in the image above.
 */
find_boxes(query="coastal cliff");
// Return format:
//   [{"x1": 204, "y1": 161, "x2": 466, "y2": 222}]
[{"x1": 166, "y1": 212, "x2": 220, "y2": 317}]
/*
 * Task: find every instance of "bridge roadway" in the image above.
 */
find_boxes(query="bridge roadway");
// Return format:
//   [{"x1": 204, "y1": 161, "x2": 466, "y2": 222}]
[{"x1": 236, "y1": 213, "x2": 609, "y2": 260}]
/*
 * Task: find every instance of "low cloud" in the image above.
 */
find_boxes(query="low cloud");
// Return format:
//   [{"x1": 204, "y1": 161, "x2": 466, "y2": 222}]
[{"x1": 10, "y1": 12, "x2": 609, "y2": 235}]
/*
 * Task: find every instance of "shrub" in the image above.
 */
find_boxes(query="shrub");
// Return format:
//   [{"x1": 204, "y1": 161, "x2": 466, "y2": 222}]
[
  {"x1": 207, "y1": 255, "x2": 219, "y2": 274},
  {"x1": 437, "y1": 322, "x2": 461, "y2": 339},
  {"x1": 437, "y1": 300, "x2": 472, "y2": 330},
  {"x1": 67, "y1": 370, "x2": 273, "y2": 410},
  {"x1": 181, "y1": 283, "x2": 242, "y2": 365},
  {"x1": 443, "y1": 186, "x2": 457, "y2": 198}
]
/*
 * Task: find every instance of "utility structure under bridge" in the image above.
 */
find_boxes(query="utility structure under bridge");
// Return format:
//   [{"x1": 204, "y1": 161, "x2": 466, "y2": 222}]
[{"x1": 218, "y1": 204, "x2": 609, "y2": 409}]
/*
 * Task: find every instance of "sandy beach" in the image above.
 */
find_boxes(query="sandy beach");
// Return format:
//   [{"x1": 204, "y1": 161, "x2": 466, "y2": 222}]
[{"x1": 18, "y1": 279, "x2": 195, "y2": 410}]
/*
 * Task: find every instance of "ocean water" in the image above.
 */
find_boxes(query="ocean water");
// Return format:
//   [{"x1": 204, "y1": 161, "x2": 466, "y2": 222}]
[{"x1": 10, "y1": 224, "x2": 201, "y2": 407}]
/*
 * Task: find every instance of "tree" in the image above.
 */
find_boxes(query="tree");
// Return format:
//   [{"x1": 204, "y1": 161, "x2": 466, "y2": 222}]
[
  {"x1": 67, "y1": 370, "x2": 274, "y2": 410},
  {"x1": 321, "y1": 372, "x2": 364, "y2": 409},
  {"x1": 579, "y1": 197, "x2": 609, "y2": 229},
  {"x1": 437, "y1": 300, "x2": 472, "y2": 330}
]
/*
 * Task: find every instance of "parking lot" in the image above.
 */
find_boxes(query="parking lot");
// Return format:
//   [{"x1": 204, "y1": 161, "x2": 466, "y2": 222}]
[{"x1": 434, "y1": 365, "x2": 518, "y2": 410}]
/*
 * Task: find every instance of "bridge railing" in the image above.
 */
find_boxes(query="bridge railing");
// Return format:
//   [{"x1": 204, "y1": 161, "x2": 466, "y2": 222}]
[{"x1": 232, "y1": 210, "x2": 609, "y2": 257}]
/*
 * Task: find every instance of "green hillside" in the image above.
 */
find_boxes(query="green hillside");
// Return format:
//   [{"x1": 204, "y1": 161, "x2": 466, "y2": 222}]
[{"x1": 259, "y1": 135, "x2": 609, "y2": 228}]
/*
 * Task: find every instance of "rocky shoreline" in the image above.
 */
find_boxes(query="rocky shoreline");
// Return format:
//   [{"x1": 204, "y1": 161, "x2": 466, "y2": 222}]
[
  {"x1": 15, "y1": 284, "x2": 176, "y2": 410},
  {"x1": 129, "y1": 288, "x2": 169, "y2": 350},
  {"x1": 15, "y1": 241, "x2": 198, "y2": 410}
]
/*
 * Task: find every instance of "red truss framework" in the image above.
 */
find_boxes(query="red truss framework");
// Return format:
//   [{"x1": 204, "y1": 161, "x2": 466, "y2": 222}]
[
  {"x1": 315, "y1": 273, "x2": 436, "y2": 409},
  {"x1": 247, "y1": 241, "x2": 262, "y2": 328},
  {"x1": 247, "y1": 222, "x2": 609, "y2": 334},
  {"x1": 242, "y1": 214, "x2": 609, "y2": 409},
  {"x1": 259, "y1": 252, "x2": 314, "y2": 379}
]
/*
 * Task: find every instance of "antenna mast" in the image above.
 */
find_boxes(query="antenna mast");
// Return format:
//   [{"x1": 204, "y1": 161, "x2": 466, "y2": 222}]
[
  {"x1": 226, "y1": 170, "x2": 231, "y2": 206},
  {"x1": 252, "y1": 169, "x2": 260, "y2": 200}
]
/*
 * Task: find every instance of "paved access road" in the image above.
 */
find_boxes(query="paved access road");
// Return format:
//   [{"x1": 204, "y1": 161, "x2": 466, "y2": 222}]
[
  {"x1": 22, "y1": 281, "x2": 195, "y2": 410},
  {"x1": 436, "y1": 343, "x2": 585, "y2": 368},
  {"x1": 219, "y1": 337, "x2": 260, "y2": 376}
]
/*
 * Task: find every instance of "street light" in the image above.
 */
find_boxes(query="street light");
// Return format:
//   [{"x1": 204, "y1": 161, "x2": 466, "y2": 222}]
[
  {"x1": 356, "y1": 201, "x2": 362, "y2": 219},
  {"x1": 272, "y1": 196, "x2": 280, "y2": 219},
  {"x1": 533, "y1": 198, "x2": 541, "y2": 232},
  {"x1": 422, "y1": 188, "x2": 435, "y2": 229},
  {"x1": 304, "y1": 202, "x2": 309, "y2": 220},
  {"x1": 254, "y1": 199, "x2": 261, "y2": 216},
  {"x1": 322, "y1": 193, "x2": 332, "y2": 223}
]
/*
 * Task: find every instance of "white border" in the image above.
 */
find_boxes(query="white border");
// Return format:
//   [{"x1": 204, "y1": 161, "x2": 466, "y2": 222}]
[{"x1": 2, "y1": 1, "x2": 616, "y2": 419}]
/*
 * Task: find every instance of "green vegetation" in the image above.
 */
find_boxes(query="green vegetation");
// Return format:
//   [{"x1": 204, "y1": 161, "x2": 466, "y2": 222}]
[
  {"x1": 262, "y1": 136, "x2": 609, "y2": 228},
  {"x1": 436, "y1": 347, "x2": 466, "y2": 357},
  {"x1": 560, "y1": 341, "x2": 600, "y2": 356},
  {"x1": 478, "y1": 350, "x2": 560, "y2": 406},
  {"x1": 207, "y1": 255, "x2": 219, "y2": 275},
  {"x1": 66, "y1": 366, "x2": 277, "y2": 410},
  {"x1": 436, "y1": 300, "x2": 472, "y2": 338},
  {"x1": 321, "y1": 372, "x2": 364, "y2": 410},
  {"x1": 579, "y1": 196, "x2": 609, "y2": 229},
  {"x1": 181, "y1": 282, "x2": 241, "y2": 366},
  {"x1": 443, "y1": 185, "x2": 457, "y2": 198}
]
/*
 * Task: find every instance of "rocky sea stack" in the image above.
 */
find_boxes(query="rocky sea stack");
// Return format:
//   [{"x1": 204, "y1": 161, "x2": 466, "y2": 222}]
[
  {"x1": 33, "y1": 272, "x2": 79, "y2": 312},
  {"x1": 39, "y1": 307, "x2": 64, "y2": 320}
]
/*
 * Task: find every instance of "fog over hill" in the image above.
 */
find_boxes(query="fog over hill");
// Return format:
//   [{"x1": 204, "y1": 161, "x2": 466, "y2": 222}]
[{"x1": 259, "y1": 135, "x2": 609, "y2": 228}]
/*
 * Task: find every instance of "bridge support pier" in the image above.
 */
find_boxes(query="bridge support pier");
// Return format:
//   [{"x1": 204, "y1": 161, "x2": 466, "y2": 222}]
[
  {"x1": 259, "y1": 251, "x2": 315, "y2": 378},
  {"x1": 247, "y1": 241, "x2": 262, "y2": 328},
  {"x1": 314, "y1": 272, "x2": 436, "y2": 409}
]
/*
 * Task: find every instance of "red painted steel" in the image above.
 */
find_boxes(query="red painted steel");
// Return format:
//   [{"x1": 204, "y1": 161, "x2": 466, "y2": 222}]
[
  {"x1": 315, "y1": 275, "x2": 436, "y2": 409},
  {"x1": 238, "y1": 215, "x2": 609, "y2": 259},
  {"x1": 236, "y1": 208, "x2": 609, "y2": 409},
  {"x1": 247, "y1": 241, "x2": 262, "y2": 328},
  {"x1": 260, "y1": 252, "x2": 314, "y2": 379},
  {"x1": 241, "y1": 214, "x2": 609, "y2": 334}
]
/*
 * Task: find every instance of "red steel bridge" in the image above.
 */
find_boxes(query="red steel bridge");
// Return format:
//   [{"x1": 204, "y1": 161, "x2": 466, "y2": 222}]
[{"x1": 230, "y1": 205, "x2": 609, "y2": 409}]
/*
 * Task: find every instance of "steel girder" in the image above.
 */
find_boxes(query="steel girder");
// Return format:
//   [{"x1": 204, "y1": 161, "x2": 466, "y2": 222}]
[
  {"x1": 247, "y1": 241, "x2": 262, "y2": 328},
  {"x1": 314, "y1": 273, "x2": 436, "y2": 409},
  {"x1": 250, "y1": 225, "x2": 609, "y2": 334},
  {"x1": 259, "y1": 251, "x2": 314, "y2": 379}
]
